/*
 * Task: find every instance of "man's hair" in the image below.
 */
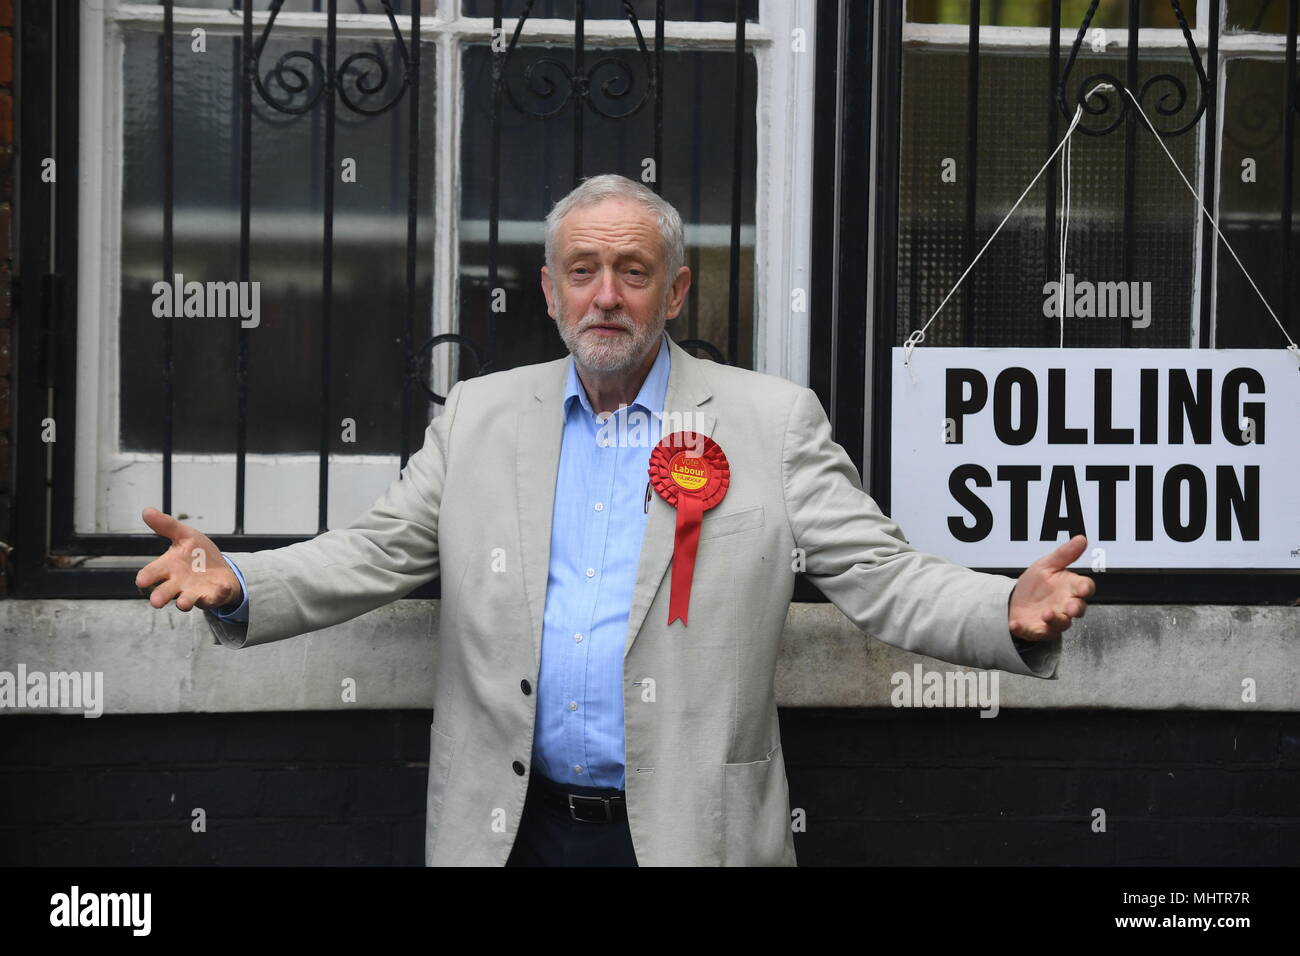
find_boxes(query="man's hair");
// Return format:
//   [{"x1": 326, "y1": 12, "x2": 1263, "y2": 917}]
[{"x1": 544, "y1": 173, "x2": 686, "y2": 282}]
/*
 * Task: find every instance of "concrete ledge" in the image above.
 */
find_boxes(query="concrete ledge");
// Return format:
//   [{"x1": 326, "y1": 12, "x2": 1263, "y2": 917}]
[{"x1": 0, "y1": 600, "x2": 1296, "y2": 714}]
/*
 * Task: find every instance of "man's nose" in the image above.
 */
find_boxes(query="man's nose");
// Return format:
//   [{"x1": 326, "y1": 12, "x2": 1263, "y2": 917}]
[{"x1": 592, "y1": 268, "x2": 621, "y2": 311}]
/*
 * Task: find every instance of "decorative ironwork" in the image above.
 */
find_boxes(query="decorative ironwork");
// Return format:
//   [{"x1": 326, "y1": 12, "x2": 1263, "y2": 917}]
[
  {"x1": 677, "y1": 339, "x2": 728, "y2": 364},
  {"x1": 414, "y1": 334, "x2": 494, "y2": 405},
  {"x1": 496, "y1": 0, "x2": 656, "y2": 121},
  {"x1": 251, "y1": 0, "x2": 412, "y2": 117},
  {"x1": 1057, "y1": 0, "x2": 1211, "y2": 137}
]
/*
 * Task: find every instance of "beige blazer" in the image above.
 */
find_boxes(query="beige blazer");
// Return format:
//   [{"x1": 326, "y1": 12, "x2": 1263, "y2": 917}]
[{"x1": 206, "y1": 335, "x2": 1059, "y2": 865}]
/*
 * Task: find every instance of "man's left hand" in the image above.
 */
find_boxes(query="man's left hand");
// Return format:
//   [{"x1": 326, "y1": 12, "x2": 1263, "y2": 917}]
[{"x1": 1008, "y1": 534, "x2": 1096, "y2": 641}]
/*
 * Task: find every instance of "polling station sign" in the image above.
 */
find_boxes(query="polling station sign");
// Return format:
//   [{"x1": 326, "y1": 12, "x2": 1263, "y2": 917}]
[{"x1": 889, "y1": 348, "x2": 1300, "y2": 569}]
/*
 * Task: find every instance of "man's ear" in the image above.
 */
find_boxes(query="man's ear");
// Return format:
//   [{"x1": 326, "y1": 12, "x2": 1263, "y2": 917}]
[
  {"x1": 664, "y1": 266, "x2": 692, "y2": 320},
  {"x1": 541, "y1": 265, "x2": 558, "y2": 320}
]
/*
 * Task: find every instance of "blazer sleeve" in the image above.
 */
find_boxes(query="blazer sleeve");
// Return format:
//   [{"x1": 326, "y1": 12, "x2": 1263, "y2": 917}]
[
  {"x1": 205, "y1": 378, "x2": 466, "y2": 650},
  {"x1": 781, "y1": 386, "x2": 1059, "y2": 680}
]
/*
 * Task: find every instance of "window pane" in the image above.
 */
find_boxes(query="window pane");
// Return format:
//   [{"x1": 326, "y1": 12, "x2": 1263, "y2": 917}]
[
  {"x1": 897, "y1": 50, "x2": 1200, "y2": 348},
  {"x1": 1216, "y1": 58, "x2": 1300, "y2": 347},
  {"x1": 906, "y1": 0, "x2": 1200, "y2": 28},
  {"x1": 119, "y1": 28, "x2": 438, "y2": 458},
  {"x1": 460, "y1": 0, "x2": 759, "y2": 22},
  {"x1": 458, "y1": 44, "x2": 756, "y2": 372},
  {"x1": 1225, "y1": 0, "x2": 1289, "y2": 33}
]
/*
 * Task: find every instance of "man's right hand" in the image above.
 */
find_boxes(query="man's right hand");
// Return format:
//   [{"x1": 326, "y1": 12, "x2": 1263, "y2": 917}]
[{"x1": 135, "y1": 507, "x2": 243, "y2": 613}]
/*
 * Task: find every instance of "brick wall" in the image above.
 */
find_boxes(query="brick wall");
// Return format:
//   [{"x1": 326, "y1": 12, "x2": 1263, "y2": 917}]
[
  {"x1": 2, "y1": 708, "x2": 1297, "y2": 865},
  {"x1": 784, "y1": 708, "x2": 1300, "y2": 865}
]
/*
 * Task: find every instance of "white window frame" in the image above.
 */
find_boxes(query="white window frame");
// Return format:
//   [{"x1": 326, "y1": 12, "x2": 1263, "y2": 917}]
[{"x1": 76, "y1": 0, "x2": 816, "y2": 536}]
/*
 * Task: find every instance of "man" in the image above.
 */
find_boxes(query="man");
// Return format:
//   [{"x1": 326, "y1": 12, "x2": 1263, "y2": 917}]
[{"x1": 137, "y1": 174, "x2": 1095, "y2": 866}]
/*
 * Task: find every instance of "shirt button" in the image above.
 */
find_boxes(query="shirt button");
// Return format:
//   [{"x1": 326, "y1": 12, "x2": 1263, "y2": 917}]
[
  {"x1": 594, "y1": 502, "x2": 604, "y2": 512},
  {"x1": 520, "y1": 679, "x2": 532, "y2": 695},
  {"x1": 573, "y1": 765, "x2": 584, "y2": 775},
  {"x1": 585, "y1": 568, "x2": 595, "y2": 578},
  {"x1": 568, "y1": 701, "x2": 578, "y2": 711},
  {"x1": 573, "y1": 633, "x2": 583, "y2": 643},
  {"x1": 512, "y1": 761, "x2": 526, "y2": 776}
]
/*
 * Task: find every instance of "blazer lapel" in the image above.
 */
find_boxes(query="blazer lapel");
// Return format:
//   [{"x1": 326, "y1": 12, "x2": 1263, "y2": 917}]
[
  {"x1": 516, "y1": 357, "x2": 569, "y2": 662},
  {"x1": 624, "y1": 336, "x2": 716, "y2": 656}
]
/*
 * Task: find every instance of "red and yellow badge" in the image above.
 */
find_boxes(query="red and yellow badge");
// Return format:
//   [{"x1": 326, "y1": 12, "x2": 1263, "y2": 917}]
[{"x1": 648, "y1": 431, "x2": 730, "y2": 626}]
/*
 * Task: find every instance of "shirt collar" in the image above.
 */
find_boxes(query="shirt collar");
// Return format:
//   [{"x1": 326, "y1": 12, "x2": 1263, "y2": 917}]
[{"x1": 564, "y1": 330, "x2": 671, "y2": 419}]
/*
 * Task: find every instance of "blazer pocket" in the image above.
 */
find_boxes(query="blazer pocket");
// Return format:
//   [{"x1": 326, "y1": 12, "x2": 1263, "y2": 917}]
[
  {"x1": 699, "y1": 504, "x2": 765, "y2": 541},
  {"x1": 721, "y1": 743, "x2": 790, "y2": 866}
]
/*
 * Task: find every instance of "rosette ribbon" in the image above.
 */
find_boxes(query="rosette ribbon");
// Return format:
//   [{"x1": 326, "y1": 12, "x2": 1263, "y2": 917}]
[{"x1": 648, "y1": 431, "x2": 730, "y2": 625}]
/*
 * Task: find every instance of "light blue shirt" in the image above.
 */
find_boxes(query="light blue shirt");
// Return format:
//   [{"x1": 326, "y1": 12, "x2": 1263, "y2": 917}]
[
  {"x1": 532, "y1": 331, "x2": 671, "y2": 790},
  {"x1": 217, "y1": 332, "x2": 672, "y2": 792}
]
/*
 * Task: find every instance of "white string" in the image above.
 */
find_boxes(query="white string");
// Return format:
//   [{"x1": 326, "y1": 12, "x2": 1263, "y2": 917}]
[
  {"x1": 903, "y1": 83, "x2": 1108, "y2": 369},
  {"x1": 1057, "y1": 114, "x2": 1074, "y2": 348},
  {"x1": 1117, "y1": 86, "x2": 1300, "y2": 368},
  {"x1": 903, "y1": 82, "x2": 1300, "y2": 371}
]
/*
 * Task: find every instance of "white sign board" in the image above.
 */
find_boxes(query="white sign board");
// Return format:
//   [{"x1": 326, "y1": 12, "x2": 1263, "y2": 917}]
[{"x1": 889, "y1": 348, "x2": 1300, "y2": 569}]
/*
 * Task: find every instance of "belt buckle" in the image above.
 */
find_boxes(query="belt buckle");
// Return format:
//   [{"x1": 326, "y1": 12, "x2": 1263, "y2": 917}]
[{"x1": 567, "y1": 793, "x2": 612, "y2": 824}]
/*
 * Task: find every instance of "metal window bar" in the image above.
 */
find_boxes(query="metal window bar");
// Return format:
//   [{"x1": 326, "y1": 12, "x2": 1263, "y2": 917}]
[
  {"x1": 859, "y1": 0, "x2": 1298, "y2": 603},
  {"x1": 13, "y1": 0, "x2": 749, "y2": 597},
  {"x1": 963, "y1": 0, "x2": 979, "y2": 347},
  {"x1": 1286, "y1": 0, "x2": 1297, "y2": 337}
]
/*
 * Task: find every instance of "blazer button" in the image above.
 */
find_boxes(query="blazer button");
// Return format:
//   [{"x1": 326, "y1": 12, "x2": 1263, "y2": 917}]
[
  {"x1": 520, "y1": 679, "x2": 532, "y2": 695},
  {"x1": 512, "y1": 761, "x2": 526, "y2": 776}
]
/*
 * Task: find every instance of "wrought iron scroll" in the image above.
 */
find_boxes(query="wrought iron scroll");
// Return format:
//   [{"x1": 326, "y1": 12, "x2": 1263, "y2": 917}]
[
  {"x1": 251, "y1": 0, "x2": 412, "y2": 118},
  {"x1": 496, "y1": 0, "x2": 658, "y2": 122},
  {"x1": 1057, "y1": 0, "x2": 1211, "y2": 137}
]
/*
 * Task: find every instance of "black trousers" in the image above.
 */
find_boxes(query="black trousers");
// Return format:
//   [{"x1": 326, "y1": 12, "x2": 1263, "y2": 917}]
[{"x1": 506, "y1": 770, "x2": 638, "y2": 866}]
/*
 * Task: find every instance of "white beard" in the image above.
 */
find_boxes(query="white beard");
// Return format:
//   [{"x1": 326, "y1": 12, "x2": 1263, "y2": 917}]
[{"x1": 556, "y1": 300, "x2": 667, "y2": 374}]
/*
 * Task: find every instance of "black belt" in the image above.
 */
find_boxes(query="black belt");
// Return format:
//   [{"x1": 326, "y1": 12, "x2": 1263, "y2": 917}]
[{"x1": 530, "y1": 771, "x2": 628, "y2": 824}]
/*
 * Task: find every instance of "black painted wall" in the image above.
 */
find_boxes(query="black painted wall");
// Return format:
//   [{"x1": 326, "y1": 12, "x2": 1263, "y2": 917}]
[{"x1": 2, "y1": 709, "x2": 1296, "y2": 865}]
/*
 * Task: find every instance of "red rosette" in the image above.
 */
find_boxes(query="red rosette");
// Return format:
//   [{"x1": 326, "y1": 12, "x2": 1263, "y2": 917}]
[{"x1": 648, "y1": 432, "x2": 730, "y2": 625}]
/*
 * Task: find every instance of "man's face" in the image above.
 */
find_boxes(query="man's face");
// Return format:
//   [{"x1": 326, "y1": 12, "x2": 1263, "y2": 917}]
[{"x1": 541, "y1": 196, "x2": 689, "y2": 375}]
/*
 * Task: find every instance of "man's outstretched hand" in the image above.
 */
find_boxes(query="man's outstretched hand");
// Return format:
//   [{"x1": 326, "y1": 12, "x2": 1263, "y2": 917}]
[
  {"x1": 135, "y1": 507, "x2": 242, "y2": 613},
  {"x1": 1008, "y1": 534, "x2": 1096, "y2": 641}
]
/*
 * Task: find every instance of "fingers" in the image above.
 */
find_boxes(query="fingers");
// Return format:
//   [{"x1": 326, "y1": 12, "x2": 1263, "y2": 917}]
[
  {"x1": 175, "y1": 590, "x2": 209, "y2": 613},
  {"x1": 1040, "y1": 607, "x2": 1072, "y2": 631},
  {"x1": 1070, "y1": 574, "x2": 1097, "y2": 599},
  {"x1": 140, "y1": 561, "x2": 235, "y2": 613},
  {"x1": 142, "y1": 506, "x2": 188, "y2": 544},
  {"x1": 148, "y1": 580, "x2": 213, "y2": 613},
  {"x1": 148, "y1": 578, "x2": 183, "y2": 609},
  {"x1": 135, "y1": 553, "x2": 179, "y2": 591},
  {"x1": 1041, "y1": 533, "x2": 1088, "y2": 572}
]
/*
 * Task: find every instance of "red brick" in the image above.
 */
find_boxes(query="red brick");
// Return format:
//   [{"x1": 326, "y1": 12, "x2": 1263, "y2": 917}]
[
  {"x1": 0, "y1": 35, "x2": 12, "y2": 86},
  {"x1": 0, "y1": 0, "x2": 11, "y2": 30},
  {"x1": 0, "y1": 92, "x2": 10, "y2": 147}
]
